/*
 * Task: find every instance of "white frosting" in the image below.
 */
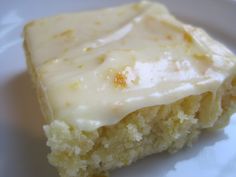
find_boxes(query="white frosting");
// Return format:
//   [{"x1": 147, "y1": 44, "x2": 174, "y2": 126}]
[{"x1": 25, "y1": 1, "x2": 236, "y2": 130}]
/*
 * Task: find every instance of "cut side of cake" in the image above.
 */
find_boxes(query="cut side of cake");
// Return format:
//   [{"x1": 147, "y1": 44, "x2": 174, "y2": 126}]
[{"x1": 23, "y1": 1, "x2": 236, "y2": 177}]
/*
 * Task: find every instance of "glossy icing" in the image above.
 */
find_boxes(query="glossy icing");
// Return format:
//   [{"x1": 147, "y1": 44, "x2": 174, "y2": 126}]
[{"x1": 25, "y1": 1, "x2": 236, "y2": 130}]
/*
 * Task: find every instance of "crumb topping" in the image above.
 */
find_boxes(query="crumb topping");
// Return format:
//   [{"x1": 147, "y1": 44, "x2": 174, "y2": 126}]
[
  {"x1": 53, "y1": 29, "x2": 75, "y2": 39},
  {"x1": 183, "y1": 31, "x2": 193, "y2": 43},
  {"x1": 69, "y1": 81, "x2": 80, "y2": 90},
  {"x1": 132, "y1": 4, "x2": 142, "y2": 11},
  {"x1": 97, "y1": 54, "x2": 106, "y2": 64},
  {"x1": 83, "y1": 47, "x2": 93, "y2": 52},
  {"x1": 166, "y1": 35, "x2": 173, "y2": 40},
  {"x1": 114, "y1": 72, "x2": 127, "y2": 88}
]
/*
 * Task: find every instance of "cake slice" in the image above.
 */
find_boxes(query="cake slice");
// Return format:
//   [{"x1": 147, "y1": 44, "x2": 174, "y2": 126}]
[{"x1": 23, "y1": 1, "x2": 236, "y2": 177}]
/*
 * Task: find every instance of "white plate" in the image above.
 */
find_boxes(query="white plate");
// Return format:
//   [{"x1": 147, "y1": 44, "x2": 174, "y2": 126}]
[{"x1": 1, "y1": 0, "x2": 236, "y2": 177}]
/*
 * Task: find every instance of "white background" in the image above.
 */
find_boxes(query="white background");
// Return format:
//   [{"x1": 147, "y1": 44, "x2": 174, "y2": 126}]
[{"x1": 0, "y1": 0, "x2": 236, "y2": 177}]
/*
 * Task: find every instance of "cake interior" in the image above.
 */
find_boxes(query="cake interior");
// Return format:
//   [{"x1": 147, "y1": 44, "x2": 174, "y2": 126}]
[{"x1": 44, "y1": 76, "x2": 236, "y2": 177}]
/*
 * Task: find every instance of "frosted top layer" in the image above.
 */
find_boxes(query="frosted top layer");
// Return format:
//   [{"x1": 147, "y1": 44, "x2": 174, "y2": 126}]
[{"x1": 25, "y1": 1, "x2": 236, "y2": 130}]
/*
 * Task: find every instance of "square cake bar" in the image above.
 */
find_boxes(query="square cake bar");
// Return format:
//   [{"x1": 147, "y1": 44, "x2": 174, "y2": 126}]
[{"x1": 24, "y1": 1, "x2": 236, "y2": 177}]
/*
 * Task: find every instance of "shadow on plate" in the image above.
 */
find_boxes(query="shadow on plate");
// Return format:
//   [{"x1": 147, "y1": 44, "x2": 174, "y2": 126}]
[
  {"x1": 2, "y1": 71, "x2": 58, "y2": 177},
  {"x1": 3, "y1": 71, "x2": 229, "y2": 177},
  {"x1": 5, "y1": 71, "x2": 44, "y2": 137},
  {"x1": 1, "y1": 124, "x2": 58, "y2": 177}
]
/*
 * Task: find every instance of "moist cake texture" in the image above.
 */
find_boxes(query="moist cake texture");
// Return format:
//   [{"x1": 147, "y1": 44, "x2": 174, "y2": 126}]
[{"x1": 23, "y1": 1, "x2": 236, "y2": 177}]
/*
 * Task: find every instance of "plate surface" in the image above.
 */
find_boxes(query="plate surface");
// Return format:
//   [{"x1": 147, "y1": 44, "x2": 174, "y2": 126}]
[{"x1": 1, "y1": 0, "x2": 236, "y2": 177}]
